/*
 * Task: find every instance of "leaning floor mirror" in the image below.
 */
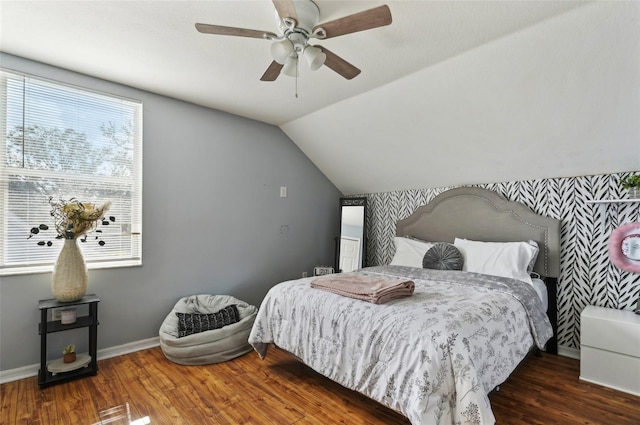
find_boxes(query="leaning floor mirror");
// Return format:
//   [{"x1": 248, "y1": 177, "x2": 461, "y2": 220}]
[{"x1": 336, "y1": 197, "x2": 367, "y2": 273}]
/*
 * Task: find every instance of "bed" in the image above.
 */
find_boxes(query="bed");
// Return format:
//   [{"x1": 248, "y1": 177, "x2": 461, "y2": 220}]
[{"x1": 248, "y1": 187, "x2": 561, "y2": 425}]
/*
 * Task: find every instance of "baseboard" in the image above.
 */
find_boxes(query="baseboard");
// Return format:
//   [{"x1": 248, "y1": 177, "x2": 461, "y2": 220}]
[
  {"x1": 0, "y1": 336, "x2": 160, "y2": 384},
  {"x1": 96, "y1": 336, "x2": 160, "y2": 361},
  {"x1": 579, "y1": 375, "x2": 640, "y2": 397},
  {"x1": 0, "y1": 339, "x2": 582, "y2": 384},
  {"x1": 557, "y1": 345, "x2": 580, "y2": 359}
]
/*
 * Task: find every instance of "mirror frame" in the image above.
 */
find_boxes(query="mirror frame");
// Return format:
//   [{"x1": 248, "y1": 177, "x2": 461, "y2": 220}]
[
  {"x1": 609, "y1": 222, "x2": 640, "y2": 273},
  {"x1": 335, "y1": 197, "x2": 367, "y2": 273}
]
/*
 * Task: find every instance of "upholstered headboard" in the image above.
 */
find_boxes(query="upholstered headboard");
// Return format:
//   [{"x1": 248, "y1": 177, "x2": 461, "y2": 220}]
[{"x1": 395, "y1": 187, "x2": 561, "y2": 278}]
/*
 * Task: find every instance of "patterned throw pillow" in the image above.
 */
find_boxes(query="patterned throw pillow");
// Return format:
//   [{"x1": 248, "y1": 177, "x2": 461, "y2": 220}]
[
  {"x1": 176, "y1": 304, "x2": 240, "y2": 338},
  {"x1": 422, "y1": 243, "x2": 464, "y2": 270}
]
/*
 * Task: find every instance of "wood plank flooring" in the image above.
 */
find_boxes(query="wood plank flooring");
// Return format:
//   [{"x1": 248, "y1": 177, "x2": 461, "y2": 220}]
[{"x1": 1, "y1": 346, "x2": 639, "y2": 424}]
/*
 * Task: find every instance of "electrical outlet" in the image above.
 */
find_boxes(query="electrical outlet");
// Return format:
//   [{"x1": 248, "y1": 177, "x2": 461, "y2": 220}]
[
  {"x1": 302, "y1": 272, "x2": 308, "y2": 278},
  {"x1": 52, "y1": 308, "x2": 62, "y2": 321}
]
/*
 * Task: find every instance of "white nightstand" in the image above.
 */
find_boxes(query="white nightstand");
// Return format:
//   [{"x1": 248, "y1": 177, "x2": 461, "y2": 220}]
[{"x1": 580, "y1": 305, "x2": 640, "y2": 396}]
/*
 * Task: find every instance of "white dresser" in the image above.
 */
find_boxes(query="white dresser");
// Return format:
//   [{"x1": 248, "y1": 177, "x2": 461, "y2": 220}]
[{"x1": 580, "y1": 305, "x2": 640, "y2": 396}]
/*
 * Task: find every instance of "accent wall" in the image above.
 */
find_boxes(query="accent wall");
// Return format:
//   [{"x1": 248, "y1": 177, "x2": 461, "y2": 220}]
[{"x1": 361, "y1": 172, "x2": 640, "y2": 352}]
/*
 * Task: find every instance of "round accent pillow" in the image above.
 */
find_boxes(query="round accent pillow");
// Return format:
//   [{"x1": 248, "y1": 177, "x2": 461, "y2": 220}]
[{"x1": 422, "y1": 242, "x2": 464, "y2": 270}]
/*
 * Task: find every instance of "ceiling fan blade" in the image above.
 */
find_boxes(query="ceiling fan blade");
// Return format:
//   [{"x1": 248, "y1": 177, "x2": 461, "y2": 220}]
[
  {"x1": 317, "y1": 46, "x2": 361, "y2": 80},
  {"x1": 260, "y1": 61, "x2": 284, "y2": 81},
  {"x1": 272, "y1": 0, "x2": 298, "y2": 22},
  {"x1": 195, "y1": 23, "x2": 276, "y2": 39},
  {"x1": 313, "y1": 5, "x2": 392, "y2": 39}
]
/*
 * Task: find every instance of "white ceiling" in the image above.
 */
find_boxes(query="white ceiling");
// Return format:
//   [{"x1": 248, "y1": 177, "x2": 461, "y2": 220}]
[{"x1": 1, "y1": 1, "x2": 638, "y2": 195}]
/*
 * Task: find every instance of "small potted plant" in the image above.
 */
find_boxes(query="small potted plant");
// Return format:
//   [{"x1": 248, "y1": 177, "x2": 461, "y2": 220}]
[
  {"x1": 620, "y1": 174, "x2": 640, "y2": 199},
  {"x1": 63, "y1": 344, "x2": 76, "y2": 363}
]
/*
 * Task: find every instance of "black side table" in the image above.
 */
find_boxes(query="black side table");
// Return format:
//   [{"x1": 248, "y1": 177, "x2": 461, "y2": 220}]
[{"x1": 38, "y1": 294, "x2": 100, "y2": 388}]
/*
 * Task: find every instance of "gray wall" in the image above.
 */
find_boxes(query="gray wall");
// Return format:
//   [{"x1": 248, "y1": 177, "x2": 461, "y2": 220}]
[{"x1": 0, "y1": 53, "x2": 342, "y2": 371}]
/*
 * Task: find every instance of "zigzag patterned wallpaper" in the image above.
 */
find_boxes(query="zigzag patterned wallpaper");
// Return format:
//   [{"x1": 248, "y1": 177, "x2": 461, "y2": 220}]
[{"x1": 358, "y1": 172, "x2": 640, "y2": 351}]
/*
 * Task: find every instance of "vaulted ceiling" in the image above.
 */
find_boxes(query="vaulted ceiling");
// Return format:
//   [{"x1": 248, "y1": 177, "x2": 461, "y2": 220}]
[{"x1": 1, "y1": 1, "x2": 638, "y2": 195}]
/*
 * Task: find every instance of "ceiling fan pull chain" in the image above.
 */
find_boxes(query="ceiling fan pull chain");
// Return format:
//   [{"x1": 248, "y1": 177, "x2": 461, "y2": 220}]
[{"x1": 295, "y1": 59, "x2": 299, "y2": 98}]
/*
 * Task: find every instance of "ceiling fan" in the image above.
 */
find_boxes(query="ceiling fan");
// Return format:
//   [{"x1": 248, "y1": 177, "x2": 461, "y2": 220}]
[{"x1": 195, "y1": 0, "x2": 392, "y2": 81}]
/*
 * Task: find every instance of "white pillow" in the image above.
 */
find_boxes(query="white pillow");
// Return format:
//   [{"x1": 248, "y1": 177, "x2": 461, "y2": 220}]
[
  {"x1": 453, "y1": 238, "x2": 538, "y2": 285},
  {"x1": 525, "y1": 240, "x2": 540, "y2": 273},
  {"x1": 531, "y1": 278, "x2": 548, "y2": 312},
  {"x1": 390, "y1": 237, "x2": 434, "y2": 268}
]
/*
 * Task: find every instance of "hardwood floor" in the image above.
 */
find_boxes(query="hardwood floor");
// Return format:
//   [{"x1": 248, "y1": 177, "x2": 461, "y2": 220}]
[{"x1": 1, "y1": 346, "x2": 639, "y2": 424}]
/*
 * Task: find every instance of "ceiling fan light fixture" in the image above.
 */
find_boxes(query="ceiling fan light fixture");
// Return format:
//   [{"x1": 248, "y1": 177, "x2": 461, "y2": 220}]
[
  {"x1": 281, "y1": 54, "x2": 299, "y2": 77},
  {"x1": 271, "y1": 39, "x2": 294, "y2": 64},
  {"x1": 304, "y1": 45, "x2": 326, "y2": 71}
]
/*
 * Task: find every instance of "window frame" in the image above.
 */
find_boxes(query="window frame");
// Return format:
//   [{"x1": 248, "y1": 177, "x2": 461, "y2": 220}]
[{"x1": 0, "y1": 68, "x2": 143, "y2": 276}]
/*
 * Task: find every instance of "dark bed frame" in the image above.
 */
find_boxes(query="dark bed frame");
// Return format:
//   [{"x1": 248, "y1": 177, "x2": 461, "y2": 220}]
[{"x1": 394, "y1": 187, "x2": 561, "y2": 354}]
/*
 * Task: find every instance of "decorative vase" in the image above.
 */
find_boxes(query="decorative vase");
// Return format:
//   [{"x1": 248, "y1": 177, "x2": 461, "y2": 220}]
[
  {"x1": 628, "y1": 188, "x2": 640, "y2": 199},
  {"x1": 52, "y1": 239, "x2": 88, "y2": 302}
]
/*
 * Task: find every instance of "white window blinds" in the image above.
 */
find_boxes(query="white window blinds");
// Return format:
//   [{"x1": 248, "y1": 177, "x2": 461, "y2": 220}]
[{"x1": 0, "y1": 69, "x2": 143, "y2": 275}]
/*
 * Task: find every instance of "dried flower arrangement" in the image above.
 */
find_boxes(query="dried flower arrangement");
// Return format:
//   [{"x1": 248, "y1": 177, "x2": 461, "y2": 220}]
[{"x1": 28, "y1": 197, "x2": 115, "y2": 246}]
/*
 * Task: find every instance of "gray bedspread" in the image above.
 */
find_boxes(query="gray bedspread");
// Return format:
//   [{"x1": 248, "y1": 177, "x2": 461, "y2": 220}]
[{"x1": 249, "y1": 265, "x2": 553, "y2": 425}]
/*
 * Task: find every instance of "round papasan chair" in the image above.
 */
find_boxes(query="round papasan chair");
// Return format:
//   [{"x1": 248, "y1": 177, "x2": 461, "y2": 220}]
[{"x1": 159, "y1": 294, "x2": 257, "y2": 365}]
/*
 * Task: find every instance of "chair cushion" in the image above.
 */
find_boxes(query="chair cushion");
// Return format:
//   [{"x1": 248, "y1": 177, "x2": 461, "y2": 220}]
[{"x1": 176, "y1": 304, "x2": 241, "y2": 337}]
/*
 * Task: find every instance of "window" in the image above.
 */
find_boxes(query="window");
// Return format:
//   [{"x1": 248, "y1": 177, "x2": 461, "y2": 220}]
[{"x1": 0, "y1": 69, "x2": 142, "y2": 275}]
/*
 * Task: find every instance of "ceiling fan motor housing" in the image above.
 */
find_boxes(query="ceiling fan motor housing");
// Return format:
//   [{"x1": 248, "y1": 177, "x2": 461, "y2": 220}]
[
  {"x1": 287, "y1": 31, "x2": 308, "y2": 47},
  {"x1": 275, "y1": 0, "x2": 321, "y2": 48}
]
